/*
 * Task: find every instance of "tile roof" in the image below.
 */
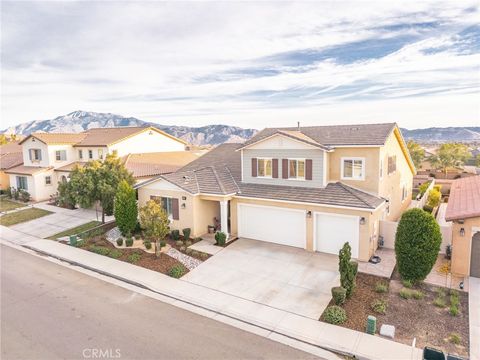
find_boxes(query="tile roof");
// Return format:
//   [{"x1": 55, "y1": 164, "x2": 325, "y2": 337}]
[
  {"x1": 0, "y1": 142, "x2": 22, "y2": 155},
  {"x1": 20, "y1": 133, "x2": 87, "y2": 145},
  {"x1": 445, "y1": 175, "x2": 480, "y2": 221},
  {"x1": 54, "y1": 162, "x2": 88, "y2": 172},
  {"x1": 5, "y1": 165, "x2": 52, "y2": 175},
  {"x1": 0, "y1": 152, "x2": 24, "y2": 170},
  {"x1": 124, "y1": 151, "x2": 202, "y2": 178},
  {"x1": 240, "y1": 130, "x2": 331, "y2": 150},
  {"x1": 241, "y1": 123, "x2": 397, "y2": 148},
  {"x1": 145, "y1": 143, "x2": 384, "y2": 209}
]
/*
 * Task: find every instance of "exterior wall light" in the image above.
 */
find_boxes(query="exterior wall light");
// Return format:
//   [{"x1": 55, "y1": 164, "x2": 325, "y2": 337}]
[
  {"x1": 306, "y1": 211, "x2": 312, "y2": 218},
  {"x1": 181, "y1": 203, "x2": 186, "y2": 209},
  {"x1": 460, "y1": 228, "x2": 465, "y2": 237},
  {"x1": 360, "y1": 217, "x2": 366, "y2": 225}
]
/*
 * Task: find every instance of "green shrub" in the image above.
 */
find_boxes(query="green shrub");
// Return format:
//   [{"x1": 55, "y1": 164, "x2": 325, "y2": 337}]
[
  {"x1": 323, "y1": 306, "x2": 347, "y2": 325},
  {"x1": 412, "y1": 290, "x2": 424, "y2": 300},
  {"x1": 185, "y1": 248, "x2": 193, "y2": 255},
  {"x1": 182, "y1": 228, "x2": 191, "y2": 240},
  {"x1": 399, "y1": 288, "x2": 412, "y2": 299},
  {"x1": 215, "y1": 231, "x2": 227, "y2": 246},
  {"x1": 89, "y1": 246, "x2": 110, "y2": 256},
  {"x1": 114, "y1": 181, "x2": 138, "y2": 236},
  {"x1": 449, "y1": 288, "x2": 459, "y2": 297},
  {"x1": 331, "y1": 286, "x2": 347, "y2": 305},
  {"x1": 185, "y1": 240, "x2": 192, "y2": 247},
  {"x1": 395, "y1": 208, "x2": 442, "y2": 282},
  {"x1": 433, "y1": 297, "x2": 446, "y2": 307},
  {"x1": 200, "y1": 252, "x2": 209, "y2": 260},
  {"x1": 171, "y1": 230, "x2": 180, "y2": 241},
  {"x1": 339, "y1": 242, "x2": 358, "y2": 298},
  {"x1": 194, "y1": 237, "x2": 202, "y2": 242},
  {"x1": 427, "y1": 189, "x2": 441, "y2": 208},
  {"x1": 422, "y1": 205, "x2": 433, "y2": 213},
  {"x1": 175, "y1": 240, "x2": 184, "y2": 247},
  {"x1": 371, "y1": 299, "x2": 387, "y2": 314},
  {"x1": 168, "y1": 265, "x2": 185, "y2": 278},
  {"x1": 449, "y1": 304, "x2": 459, "y2": 316},
  {"x1": 375, "y1": 281, "x2": 389, "y2": 293},
  {"x1": 19, "y1": 190, "x2": 31, "y2": 202},
  {"x1": 450, "y1": 295, "x2": 460, "y2": 307},
  {"x1": 116, "y1": 238, "x2": 124, "y2": 246},
  {"x1": 125, "y1": 238, "x2": 133, "y2": 247},
  {"x1": 436, "y1": 288, "x2": 446, "y2": 297},
  {"x1": 108, "y1": 249, "x2": 123, "y2": 259},
  {"x1": 179, "y1": 246, "x2": 186, "y2": 252},
  {"x1": 144, "y1": 240, "x2": 152, "y2": 250},
  {"x1": 191, "y1": 250, "x2": 200, "y2": 257},
  {"x1": 135, "y1": 234, "x2": 141, "y2": 240},
  {"x1": 127, "y1": 253, "x2": 141, "y2": 263},
  {"x1": 449, "y1": 333, "x2": 461, "y2": 345},
  {"x1": 402, "y1": 279, "x2": 413, "y2": 288},
  {"x1": 160, "y1": 240, "x2": 166, "y2": 248}
]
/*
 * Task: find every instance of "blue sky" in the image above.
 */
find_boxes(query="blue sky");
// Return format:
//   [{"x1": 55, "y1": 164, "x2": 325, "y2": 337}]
[{"x1": 1, "y1": 1, "x2": 479, "y2": 130}]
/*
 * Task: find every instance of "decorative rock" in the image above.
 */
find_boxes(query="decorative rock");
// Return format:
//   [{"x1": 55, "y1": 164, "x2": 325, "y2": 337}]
[
  {"x1": 380, "y1": 324, "x2": 395, "y2": 339},
  {"x1": 166, "y1": 248, "x2": 202, "y2": 270},
  {"x1": 106, "y1": 227, "x2": 122, "y2": 244}
]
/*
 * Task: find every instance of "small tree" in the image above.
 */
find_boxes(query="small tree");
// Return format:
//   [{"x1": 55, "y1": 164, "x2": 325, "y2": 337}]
[
  {"x1": 114, "y1": 180, "x2": 138, "y2": 236},
  {"x1": 139, "y1": 200, "x2": 170, "y2": 257},
  {"x1": 339, "y1": 242, "x2": 357, "y2": 298},
  {"x1": 407, "y1": 140, "x2": 425, "y2": 169},
  {"x1": 430, "y1": 143, "x2": 470, "y2": 175},
  {"x1": 426, "y1": 188, "x2": 441, "y2": 208},
  {"x1": 395, "y1": 208, "x2": 442, "y2": 282}
]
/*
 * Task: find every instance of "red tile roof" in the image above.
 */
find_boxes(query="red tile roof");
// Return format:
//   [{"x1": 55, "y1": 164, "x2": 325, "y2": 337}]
[{"x1": 445, "y1": 175, "x2": 480, "y2": 221}]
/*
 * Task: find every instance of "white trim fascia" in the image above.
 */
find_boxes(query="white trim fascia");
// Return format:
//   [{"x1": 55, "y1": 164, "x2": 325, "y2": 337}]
[
  {"x1": 234, "y1": 195, "x2": 379, "y2": 212},
  {"x1": 199, "y1": 192, "x2": 237, "y2": 198},
  {"x1": 240, "y1": 149, "x2": 244, "y2": 182},
  {"x1": 323, "y1": 151, "x2": 328, "y2": 187},
  {"x1": 332, "y1": 145, "x2": 382, "y2": 148},
  {"x1": 236, "y1": 132, "x2": 327, "y2": 151},
  {"x1": 340, "y1": 157, "x2": 366, "y2": 181}
]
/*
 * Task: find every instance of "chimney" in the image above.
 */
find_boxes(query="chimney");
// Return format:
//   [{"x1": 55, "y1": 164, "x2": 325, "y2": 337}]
[{"x1": 297, "y1": 121, "x2": 300, "y2": 130}]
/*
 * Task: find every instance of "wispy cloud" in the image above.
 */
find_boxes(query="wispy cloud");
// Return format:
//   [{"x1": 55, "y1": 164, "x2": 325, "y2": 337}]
[{"x1": 1, "y1": 1, "x2": 479, "y2": 129}]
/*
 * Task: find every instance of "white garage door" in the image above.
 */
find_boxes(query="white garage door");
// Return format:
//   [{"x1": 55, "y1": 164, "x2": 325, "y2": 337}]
[
  {"x1": 315, "y1": 213, "x2": 359, "y2": 258},
  {"x1": 237, "y1": 204, "x2": 306, "y2": 248}
]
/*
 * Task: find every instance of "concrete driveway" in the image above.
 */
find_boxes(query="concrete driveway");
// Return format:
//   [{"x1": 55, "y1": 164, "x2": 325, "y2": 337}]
[{"x1": 182, "y1": 238, "x2": 339, "y2": 319}]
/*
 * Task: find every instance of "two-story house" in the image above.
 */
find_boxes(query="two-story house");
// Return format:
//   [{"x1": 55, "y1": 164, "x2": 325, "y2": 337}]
[
  {"x1": 136, "y1": 123, "x2": 415, "y2": 262},
  {"x1": 5, "y1": 127, "x2": 193, "y2": 201}
]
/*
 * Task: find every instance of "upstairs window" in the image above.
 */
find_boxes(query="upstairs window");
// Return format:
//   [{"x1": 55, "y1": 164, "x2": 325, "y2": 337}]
[
  {"x1": 341, "y1": 157, "x2": 365, "y2": 180},
  {"x1": 78, "y1": 150, "x2": 83, "y2": 159},
  {"x1": 379, "y1": 159, "x2": 383, "y2": 179},
  {"x1": 29, "y1": 149, "x2": 42, "y2": 161},
  {"x1": 388, "y1": 155, "x2": 397, "y2": 175},
  {"x1": 45, "y1": 176, "x2": 52, "y2": 185},
  {"x1": 55, "y1": 150, "x2": 67, "y2": 161},
  {"x1": 88, "y1": 150, "x2": 93, "y2": 159},
  {"x1": 257, "y1": 158, "x2": 272, "y2": 177},
  {"x1": 288, "y1": 159, "x2": 305, "y2": 180}
]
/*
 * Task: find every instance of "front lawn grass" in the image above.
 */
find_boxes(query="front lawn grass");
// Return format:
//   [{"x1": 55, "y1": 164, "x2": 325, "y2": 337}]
[
  {"x1": 0, "y1": 198, "x2": 25, "y2": 212},
  {"x1": 0, "y1": 208, "x2": 52, "y2": 226},
  {"x1": 47, "y1": 221, "x2": 101, "y2": 240}
]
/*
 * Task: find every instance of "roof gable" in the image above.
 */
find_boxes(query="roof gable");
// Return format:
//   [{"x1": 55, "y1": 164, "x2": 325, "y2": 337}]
[{"x1": 238, "y1": 131, "x2": 328, "y2": 151}]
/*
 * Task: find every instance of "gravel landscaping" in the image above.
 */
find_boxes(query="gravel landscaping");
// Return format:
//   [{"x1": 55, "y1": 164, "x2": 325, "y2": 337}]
[
  {"x1": 321, "y1": 272, "x2": 469, "y2": 358},
  {"x1": 166, "y1": 248, "x2": 202, "y2": 270}
]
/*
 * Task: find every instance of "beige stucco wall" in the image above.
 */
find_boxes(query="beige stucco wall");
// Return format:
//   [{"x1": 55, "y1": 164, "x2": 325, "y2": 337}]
[
  {"x1": 230, "y1": 197, "x2": 381, "y2": 261},
  {"x1": 378, "y1": 131, "x2": 414, "y2": 221},
  {"x1": 0, "y1": 171, "x2": 10, "y2": 190},
  {"x1": 193, "y1": 198, "x2": 220, "y2": 237},
  {"x1": 327, "y1": 147, "x2": 380, "y2": 194},
  {"x1": 451, "y1": 217, "x2": 480, "y2": 276}
]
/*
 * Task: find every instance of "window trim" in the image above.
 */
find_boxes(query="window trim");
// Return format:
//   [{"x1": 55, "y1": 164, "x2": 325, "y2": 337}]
[
  {"x1": 287, "y1": 158, "x2": 306, "y2": 181},
  {"x1": 257, "y1": 157, "x2": 273, "y2": 178},
  {"x1": 55, "y1": 150, "x2": 67, "y2": 162},
  {"x1": 341, "y1": 157, "x2": 365, "y2": 181},
  {"x1": 30, "y1": 148, "x2": 42, "y2": 162},
  {"x1": 78, "y1": 149, "x2": 83, "y2": 160}
]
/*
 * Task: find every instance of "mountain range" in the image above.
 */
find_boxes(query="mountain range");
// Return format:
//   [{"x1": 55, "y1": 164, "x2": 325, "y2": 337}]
[
  {"x1": 1, "y1": 111, "x2": 257, "y2": 146},
  {"x1": 2, "y1": 111, "x2": 479, "y2": 145}
]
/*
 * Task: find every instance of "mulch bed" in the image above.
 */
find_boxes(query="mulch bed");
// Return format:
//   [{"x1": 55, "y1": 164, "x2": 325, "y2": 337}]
[
  {"x1": 322, "y1": 273, "x2": 469, "y2": 358},
  {"x1": 78, "y1": 236, "x2": 188, "y2": 276}
]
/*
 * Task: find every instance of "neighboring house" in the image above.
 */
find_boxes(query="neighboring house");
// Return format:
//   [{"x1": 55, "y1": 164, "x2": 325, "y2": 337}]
[
  {"x1": 136, "y1": 123, "x2": 415, "y2": 262},
  {"x1": 445, "y1": 175, "x2": 480, "y2": 278},
  {"x1": 5, "y1": 127, "x2": 190, "y2": 201},
  {"x1": 0, "y1": 142, "x2": 24, "y2": 190}
]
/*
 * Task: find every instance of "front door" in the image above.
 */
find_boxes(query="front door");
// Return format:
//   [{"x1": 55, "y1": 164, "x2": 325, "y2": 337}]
[{"x1": 471, "y1": 232, "x2": 480, "y2": 278}]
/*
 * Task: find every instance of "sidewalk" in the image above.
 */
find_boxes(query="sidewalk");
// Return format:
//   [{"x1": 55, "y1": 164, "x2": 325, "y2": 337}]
[
  {"x1": 18, "y1": 236, "x2": 422, "y2": 360},
  {"x1": 469, "y1": 277, "x2": 480, "y2": 360}
]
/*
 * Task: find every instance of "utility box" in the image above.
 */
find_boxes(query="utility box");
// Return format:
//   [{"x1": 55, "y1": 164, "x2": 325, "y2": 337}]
[
  {"x1": 423, "y1": 347, "x2": 445, "y2": 360},
  {"x1": 366, "y1": 315, "x2": 376, "y2": 335},
  {"x1": 69, "y1": 235, "x2": 77, "y2": 246}
]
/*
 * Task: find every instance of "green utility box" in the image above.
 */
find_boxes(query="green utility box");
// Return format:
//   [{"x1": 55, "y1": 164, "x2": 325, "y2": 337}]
[
  {"x1": 69, "y1": 235, "x2": 77, "y2": 246},
  {"x1": 366, "y1": 315, "x2": 376, "y2": 335}
]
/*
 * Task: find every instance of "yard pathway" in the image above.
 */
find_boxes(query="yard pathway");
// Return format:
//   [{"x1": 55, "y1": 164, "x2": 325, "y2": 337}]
[
  {"x1": 11, "y1": 236, "x2": 423, "y2": 360},
  {"x1": 469, "y1": 277, "x2": 480, "y2": 360}
]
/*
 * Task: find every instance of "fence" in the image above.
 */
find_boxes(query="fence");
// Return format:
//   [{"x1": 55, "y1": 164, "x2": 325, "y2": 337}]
[
  {"x1": 416, "y1": 179, "x2": 435, "y2": 209},
  {"x1": 76, "y1": 220, "x2": 116, "y2": 240}
]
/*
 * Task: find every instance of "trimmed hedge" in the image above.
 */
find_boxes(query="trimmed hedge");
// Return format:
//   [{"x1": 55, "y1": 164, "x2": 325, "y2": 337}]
[
  {"x1": 395, "y1": 208, "x2": 441, "y2": 282},
  {"x1": 323, "y1": 306, "x2": 347, "y2": 325},
  {"x1": 331, "y1": 286, "x2": 347, "y2": 305}
]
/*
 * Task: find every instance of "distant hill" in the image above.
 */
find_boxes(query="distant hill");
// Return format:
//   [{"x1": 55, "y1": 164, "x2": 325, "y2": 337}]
[
  {"x1": 401, "y1": 127, "x2": 480, "y2": 142},
  {"x1": 1, "y1": 111, "x2": 257, "y2": 146}
]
